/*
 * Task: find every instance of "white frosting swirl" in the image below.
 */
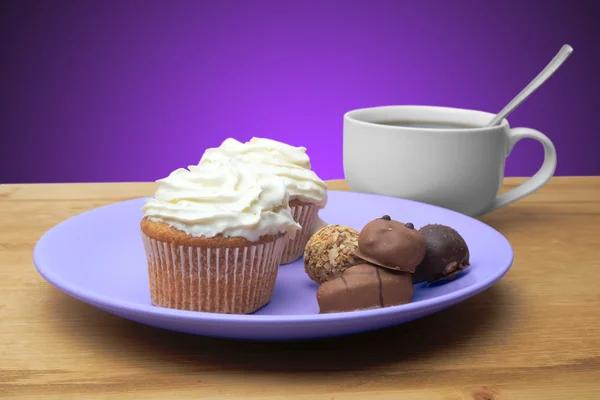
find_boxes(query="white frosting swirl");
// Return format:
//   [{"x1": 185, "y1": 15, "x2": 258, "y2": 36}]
[
  {"x1": 199, "y1": 137, "x2": 328, "y2": 207},
  {"x1": 142, "y1": 158, "x2": 301, "y2": 241}
]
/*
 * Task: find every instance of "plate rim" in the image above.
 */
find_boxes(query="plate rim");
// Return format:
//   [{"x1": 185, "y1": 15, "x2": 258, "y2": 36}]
[{"x1": 33, "y1": 191, "x2": 514, "y2": 324}]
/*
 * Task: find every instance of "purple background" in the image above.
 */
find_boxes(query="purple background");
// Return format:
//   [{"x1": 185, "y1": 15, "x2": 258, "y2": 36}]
[{"x1": 1, "y1": 0, "x2": 598, "y2": 184}]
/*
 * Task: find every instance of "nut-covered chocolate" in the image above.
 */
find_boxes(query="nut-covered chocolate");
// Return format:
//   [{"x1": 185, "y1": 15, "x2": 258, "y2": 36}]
[
  {"x1": 304, "y1": 224, "x2": 362, "y2": 284},
  {"x1": 354, "y1": 217, "x2": 426, "y2": 273},
  {"x1": 413, "y1": 224, "x2": 470, "y2": 283},
  {"x1": 317, "y1": 264, "x2": 414, "y2": 313}
]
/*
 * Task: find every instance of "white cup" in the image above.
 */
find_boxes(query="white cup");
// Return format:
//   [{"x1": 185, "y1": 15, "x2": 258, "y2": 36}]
[{"x1": 343, "y1": 105, "x2": 557, "y2": 217}]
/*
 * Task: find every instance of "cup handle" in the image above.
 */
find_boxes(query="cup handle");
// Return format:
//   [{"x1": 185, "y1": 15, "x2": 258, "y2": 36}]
[{"x1": 486, "y1": 127, "x2": 557, "y2": 213}]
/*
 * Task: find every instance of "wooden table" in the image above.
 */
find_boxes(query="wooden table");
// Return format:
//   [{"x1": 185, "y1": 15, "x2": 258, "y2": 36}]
[{"x1": 1, "y1": 177, "x2": 600, "y2": 399}]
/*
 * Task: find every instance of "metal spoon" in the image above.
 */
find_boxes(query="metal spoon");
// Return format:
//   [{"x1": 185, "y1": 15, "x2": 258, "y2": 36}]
[{"x1": 486, "y1": 44, "x2": 574, "y2": 127}]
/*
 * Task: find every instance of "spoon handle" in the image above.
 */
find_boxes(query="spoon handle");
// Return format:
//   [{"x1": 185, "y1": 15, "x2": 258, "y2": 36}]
[{"x1": 486, "y1": 44, "x2": 574, "y2": 127}]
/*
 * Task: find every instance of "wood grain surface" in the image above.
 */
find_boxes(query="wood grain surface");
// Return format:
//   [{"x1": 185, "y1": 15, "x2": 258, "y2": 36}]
[{"x1": 1, "y1": 177, "x2": 600, "y2": 399}]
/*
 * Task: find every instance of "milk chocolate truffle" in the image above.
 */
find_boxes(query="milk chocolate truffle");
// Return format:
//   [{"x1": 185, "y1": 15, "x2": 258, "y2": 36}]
[
  {"x1": 413, "y1": 224, "x2": 470, "y2": 283},
  {"x1": 354, "y1": 216, "x2": 426, "y2": 273},
  {"x1": 317, "y1": 264, "x2": 414, "y2": 313},
  {"x1": 304, "y1": 225, "x2": 362, "y2": 284}
]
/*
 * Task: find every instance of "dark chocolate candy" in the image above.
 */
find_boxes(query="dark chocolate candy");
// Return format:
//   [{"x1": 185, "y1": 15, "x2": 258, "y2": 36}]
[
  {"x1": 317, "y1": 264, "x2": 414, "y2": 313},
  {"x1": 413, "y1": 224, "x2": 470, "y2": 283},
  {"x1": 354, "y1": 218, "x2": 426, "y2": 273}
]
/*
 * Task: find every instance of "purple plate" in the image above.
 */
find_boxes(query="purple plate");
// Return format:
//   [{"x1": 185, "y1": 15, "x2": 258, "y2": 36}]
[{"x1": 33, "y1": 191, "x2": 513, "y2": 340}]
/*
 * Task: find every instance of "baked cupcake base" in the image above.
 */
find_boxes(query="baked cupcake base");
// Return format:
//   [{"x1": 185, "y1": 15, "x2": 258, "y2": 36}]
[
  {"x1": 280, "y1": 199, "x2": 320, "y2": 264},
  {"x1": 141, "y1": 219, "x2": 286, "y2": 314}
]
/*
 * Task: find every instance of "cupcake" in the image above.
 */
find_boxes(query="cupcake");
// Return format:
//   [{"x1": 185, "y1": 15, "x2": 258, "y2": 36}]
[
  {"x1": 200, "y1": 137, "x2": 328, "y2": 264},
  {"x1": 140, "y1": 158, "x2": 300, "y2": 314}
]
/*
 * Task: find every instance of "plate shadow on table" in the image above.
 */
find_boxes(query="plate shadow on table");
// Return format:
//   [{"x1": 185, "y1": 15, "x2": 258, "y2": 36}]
[{"x1": 45, "y1": 281, "x2": 519, "y2": 374}]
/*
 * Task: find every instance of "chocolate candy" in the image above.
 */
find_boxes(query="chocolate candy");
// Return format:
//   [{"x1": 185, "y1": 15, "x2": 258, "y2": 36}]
[
  {"x1": 304, "y1": 224, "x2": 362, "y2": 284},
  {"x1": 354, "y1": 217, "x2": 426, "y2": 273},
  {"x1": 317, "y1": 264, "x2": 414, "y2": 313},
  {"x1": 413, "y1": 224, "x2": 470, "y2": 283}
]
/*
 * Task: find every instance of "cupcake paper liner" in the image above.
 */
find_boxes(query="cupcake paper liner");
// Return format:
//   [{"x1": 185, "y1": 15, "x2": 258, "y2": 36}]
[
  {"x1": 141, "y1": 233, "x2": 286, "y2": 314},
  {"x1": 280, "y1": 202, "x2": 319, "y2": 265}
]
